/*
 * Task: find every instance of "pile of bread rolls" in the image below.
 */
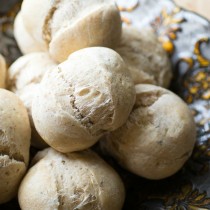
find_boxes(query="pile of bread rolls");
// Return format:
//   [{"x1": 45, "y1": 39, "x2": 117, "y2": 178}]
[{"x1": 0, "y1": 0, "x2": 196, "y2": 209}]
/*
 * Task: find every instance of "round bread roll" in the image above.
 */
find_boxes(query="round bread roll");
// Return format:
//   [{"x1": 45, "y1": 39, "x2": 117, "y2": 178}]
[
  {"x1": 101, "y1": 84, "x2": 196, "y2": 180},
  {"x1": 8, "y1": 52, "x2": 57, "y2": 149},
  {"x1": 18, "y1": 148, "x2": 125, "y2": 210},
  {"x1": 0, "y1": 89, "x2": 31, "y2": 204},
  {"x1": 32, "y1": 47, "x2": 135, "y2": 153},
  {"x1": 8, "y1": 52, "x2": 57, "y2": 92},
  {"x1": 0, "y1": 54, "x2": 6, "y2": 88},
  {"x1": 17, "y1": 85, "x2": 48, "y2": 149},
  {"x1": 115, "y1": 26, "x2": 172, "y2": 87},
  {"x1": 14, "y1": 13, "x2": 47, "y2": 54},
  {"x1": 21, "y1": 0, "x2": 122, "y2": 62}
]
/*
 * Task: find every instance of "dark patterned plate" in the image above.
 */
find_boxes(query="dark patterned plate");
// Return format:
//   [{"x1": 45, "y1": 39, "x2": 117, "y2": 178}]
[{"x1": 0, "y1": 0, "x2": 209, "y2": 209}]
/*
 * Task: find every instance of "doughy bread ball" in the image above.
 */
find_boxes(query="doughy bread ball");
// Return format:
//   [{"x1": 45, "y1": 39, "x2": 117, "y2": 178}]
[
  {"x1": 8, "y1": 53, "x2": 57, "y2": 149},
  {"x1": 32, "y1": 47, "x2": 135, "y2": 153},
  {"x1": 0, "y1": 89, "x2": 31, "y2": 204},
  {"x1": 0, "y1": 54, "x2": 6, "y2": 88},
  {"x1": 14, "y1": 13, "x2": 47, "y2": 54},
  {"x1": 8, "y1": 52, "x2": 57, "y2": 92},
  {"x1": 17, "y1": 85, "x2": 48, "y2": 149},
  {"x1": 18, "y1": 148, "x2": 125, "y2": 210},
  {"x1": 21, "y1": 0, "x2": 122, "y2": 62},
  {"x1": 102, "y1": 84, "x2": 196, "y2": 180},
  {"x1": 115, "y1": 27, "x2": 172, "y2": 87}
]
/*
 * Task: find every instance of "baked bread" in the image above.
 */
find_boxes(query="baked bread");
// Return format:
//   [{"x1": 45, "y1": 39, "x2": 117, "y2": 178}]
[
  {"x1": 21, "y1": 0, "x2": 122, "y2": 62},
  {"x1": 0, "y1": 54, "x2": 6, "y2": 88},
  {"x1": 102, "y1": 84, "x2": 196, "y2": 180},
  {"x1": 115, "y1": 26, "x2": 172, "y2": 87},
  {"x1": 19, "y1": 148, "x2": 125, "y2": 210},
  {"x1": 0, "y1": 89, "x2": 31, "y2": 204},
  {"x1": 8, "y1": 52, "x2": 57, "y2": 149},
  {"x1": 14, "y1": 12, "x2": 47, "y2": 54},
  {"x1": 32, "y1": 47, "x2": 135, "y2": 153}
]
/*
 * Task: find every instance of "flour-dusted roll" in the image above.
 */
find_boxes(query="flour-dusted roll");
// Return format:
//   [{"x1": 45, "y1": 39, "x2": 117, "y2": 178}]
[
  {"x1": 8, "y1": 52, "x2": 57, "y2": 92},
  {"x1": 0, "y1": 89, "x2": 31, "y2": 204},
  {"x1": 8, "y1": 52, "x2": 57, "y2": 149},
  {"x1": 21, "y1": 0, "x2": 122, "y2": 62},
  {"x1": 102, "y1": 84, "x2": 196, "y2": 180},
  {"x1": 115, "y1": 26, "x2": 172, "y2": 87},
  {"x1": 18, "y1": 148, "x2": 125, "y2": 210},
  {"x1": 32, "y1": 47, "x2": 135, "y2": 153},
  {"x1": 17, "y1": 85, "x2": 48, "y2": 149},
  {"x1": 0, "y1": 54, "x2": 6, "y2": 88},
  {"x1": 14, "y1": 12, "x2": 47, "y2": 54}
]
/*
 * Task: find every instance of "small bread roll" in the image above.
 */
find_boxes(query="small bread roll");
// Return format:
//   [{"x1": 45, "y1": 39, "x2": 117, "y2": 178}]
[
  {"x1": 115, "y1": 27, "x2": 172, "y2": 87},
  {"x1": 32, "y1": 47, "x2": 135, "y2": 153},
  {"x1": 14, "y1": 13, "x2": 47, "y2": 54},
  {"x1": 0, "y1": 54, "x2": 6, "y2": 88},
  {"x1": 0, "y1": 89, "x2": 31, "y2": 204},
  {"x1": 21, "y1": 0, "x2": 122, "y2": 62},
  {"x1": 8, "y1": 52, "x2": 57, "y2": 92},
  {"x1": 17, "y1": 85, "x2": 48, "y2": 149},
  {"x1": 8, "y1": 52, "x2": 57, "y2": 149},
  {"x1": 18, "y1": 148, "x2": 125, "y2": 210},
  {"x1": 102, "y1": 84, "x2": 196, "y2": 180}
]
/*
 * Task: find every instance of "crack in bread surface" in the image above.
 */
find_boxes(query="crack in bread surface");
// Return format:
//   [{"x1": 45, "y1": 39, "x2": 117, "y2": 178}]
[
  {"x1": 42, "y1": 0, "x2": 61, "y2": 44},
  {"x1": 0, "y1": 144, "x2": 25, "y2": 164},
  {"x1": 56, "y1": 69, "x2": 95, "y2": 134}
]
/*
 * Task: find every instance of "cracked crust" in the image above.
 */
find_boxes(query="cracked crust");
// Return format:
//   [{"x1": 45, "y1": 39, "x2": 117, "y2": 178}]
[
  {"x1": 101, "y1": 84, "x2": 196, "y2": 180},
  {"x1": 32, "y1": 47, "x2": 135, "y2": 153},
  {"x1": 8, "y1": 52, "x2": 57, "y2": 93},
  {"x1": 0, "y1": 54, "x2": 6, "y2": 88},
  {"x1": 18, "y1": 148, "x2": 125, "y2": 210},
  {"x1": 0, "y1": 145, "x2": 24, "y2": 163},
  {"x1": 49, "y1": 1, "x2": 122, "y2": 62},
  {"x1": 0, "y1": 156, "x2": 26, "y2": 204},
  {"x1": 21, "y1": 0, "x2": 122, "y2": 62},
  {"x1": 8, "y1": 52, "x2": 57, "y2": 149},
  {"x1": 0, "y1": 89, "x2": 31, "y2": 204},
  {"x1": 42, "y1": 0, "x2": 61, "y2": 45},
  {"x1": 115, "y1": 26, "x2": 172, "y2": 87}
]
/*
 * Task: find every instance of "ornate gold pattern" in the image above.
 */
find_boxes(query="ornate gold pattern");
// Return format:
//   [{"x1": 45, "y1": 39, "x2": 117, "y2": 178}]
[
  {"x1": 151, "y1": 7, "x2": 210, "y2": 72},
  {"x1": 161, "y1": 7, "x2": 184, "y2": 25},
  {"x1": 165, "y1": 183, "x2": 210, "y2": 210},
  {"x1": 176, "y1": 37, "x2": 210, "y2": 73},
  {"x1": 117, "y1": 0, "x2": 140, "y2": 25},
  {"x1": 120, "y1": 16, "x2": 132, "y2": 25},
  {"x1": 183, "y1": 68, "x2": 210, "y2": 103},
  {"x1": 118, "y1": 1, "x2": 139, "y2": 12},
  {"x1": 194, "y1": 38, "x2": 210, "y2": 67},
  {"x1": 151, "y1": 7, "x2": 185, "y2": 55},
  {"x1": 178, "y1": 57, "x2": 195, "y2": 72},
  {"x1": 1, "y1": 1, "x2": 210, "y2": 210}
]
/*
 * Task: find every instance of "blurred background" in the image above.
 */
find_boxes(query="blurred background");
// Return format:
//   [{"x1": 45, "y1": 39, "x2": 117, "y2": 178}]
[{"x1": 174, "y1": 0, "x2": 210, "y2": 20}]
